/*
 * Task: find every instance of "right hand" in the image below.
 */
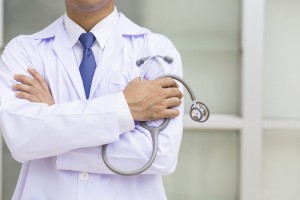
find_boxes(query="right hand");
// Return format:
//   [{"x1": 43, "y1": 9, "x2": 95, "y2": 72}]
[
  {"x1": 123, "y1": 77, "x2": 183, "y2": 121},
  {"x1": 13, "y1": 67, "x2": 55, "y2": 106}
]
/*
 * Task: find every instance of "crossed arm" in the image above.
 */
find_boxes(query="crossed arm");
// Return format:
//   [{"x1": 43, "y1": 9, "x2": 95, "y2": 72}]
[{"x1": 12, "y1": 67, "x2": 182, "y2": 121}]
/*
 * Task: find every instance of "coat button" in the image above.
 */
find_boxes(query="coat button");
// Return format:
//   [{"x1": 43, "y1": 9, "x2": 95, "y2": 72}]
[{"x1": 79, "y1": 172, "x2": 90, "y2": 181}]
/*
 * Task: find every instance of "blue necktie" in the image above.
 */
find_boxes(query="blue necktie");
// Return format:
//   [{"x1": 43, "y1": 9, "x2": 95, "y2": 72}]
[{"x1": 79, "y1": 32, "x2": 97, "y2": 99}]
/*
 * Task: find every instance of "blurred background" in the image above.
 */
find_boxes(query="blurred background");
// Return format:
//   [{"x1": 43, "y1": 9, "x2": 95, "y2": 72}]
[{"x1": 1, "y1": 0, "x2": 300, "y2": 200}]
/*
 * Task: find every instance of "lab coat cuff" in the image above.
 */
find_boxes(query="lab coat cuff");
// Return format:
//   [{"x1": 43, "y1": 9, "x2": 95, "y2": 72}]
[{"x1": 117, "y1": 92, "x2": 135, "y2": 133}]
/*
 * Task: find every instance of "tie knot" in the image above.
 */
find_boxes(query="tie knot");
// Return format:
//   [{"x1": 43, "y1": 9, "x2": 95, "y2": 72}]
[{"x1": 79, "y1": 32, "x2": 96, "y2": 49}]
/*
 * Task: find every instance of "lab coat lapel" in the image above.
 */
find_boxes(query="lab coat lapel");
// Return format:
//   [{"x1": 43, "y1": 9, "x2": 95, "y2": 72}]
[
  {"x1": 52, "y1": 28, "x2": 86, "y2": 100},
  {"x1": 90, "y1": 30, "x2": 123, "y2": 98}
]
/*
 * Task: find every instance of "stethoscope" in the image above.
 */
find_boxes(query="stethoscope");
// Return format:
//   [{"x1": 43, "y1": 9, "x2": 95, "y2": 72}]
[{"x1": 102, "y1": 55, "x2": 210, "y2": 176}]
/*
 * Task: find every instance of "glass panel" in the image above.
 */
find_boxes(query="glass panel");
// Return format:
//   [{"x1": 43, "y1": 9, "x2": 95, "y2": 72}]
[
  {"x1": 164, "y1": 130, "x2": 239, "y2": 200},
  {"x1": 264, "y1": 0, "x2": 300, "y2": 118},
  {"x1": 263, "y1": 130, "x2": 300, "y2": 200}
]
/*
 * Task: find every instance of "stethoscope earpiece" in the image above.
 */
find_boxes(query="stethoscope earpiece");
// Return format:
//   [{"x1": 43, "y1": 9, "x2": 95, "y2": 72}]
[
  {"x1": 136, "y1": 57, "x2": 148, "y2": 67},
  {"x1": 163, "y1": 56, "x2": 174, "y2": 64}
]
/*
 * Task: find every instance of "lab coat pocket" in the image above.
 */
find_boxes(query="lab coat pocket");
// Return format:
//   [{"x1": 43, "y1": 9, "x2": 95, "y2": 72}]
[{"x1": 107, "y1": 71, "x2": 129, "y2": 94}]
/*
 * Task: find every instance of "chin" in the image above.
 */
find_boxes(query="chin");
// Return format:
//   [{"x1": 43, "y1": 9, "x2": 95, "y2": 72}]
[{"x1": 68, "y1": 0, "x2": 113, "y2": 12}]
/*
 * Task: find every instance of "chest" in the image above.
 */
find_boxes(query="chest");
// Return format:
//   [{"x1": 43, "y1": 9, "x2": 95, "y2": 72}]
[{"x1": 34, "y1": 44, "x2": 141, "y2": 103}]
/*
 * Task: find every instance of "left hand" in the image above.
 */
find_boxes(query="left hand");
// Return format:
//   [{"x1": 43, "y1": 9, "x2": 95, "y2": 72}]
[{"x1": 12, "y1": 67, "x2": 55, "y2": 106}]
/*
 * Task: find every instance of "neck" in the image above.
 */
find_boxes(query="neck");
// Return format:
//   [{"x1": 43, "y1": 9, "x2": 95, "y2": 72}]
[{"x1": 66, "y1": 1, "x2": 114, "y2": 32}]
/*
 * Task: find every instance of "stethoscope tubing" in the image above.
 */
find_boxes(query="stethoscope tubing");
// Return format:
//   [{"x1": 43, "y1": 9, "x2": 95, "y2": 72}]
[{"x1": 102, "y1": 118, "x2": 170, "y2": 176}]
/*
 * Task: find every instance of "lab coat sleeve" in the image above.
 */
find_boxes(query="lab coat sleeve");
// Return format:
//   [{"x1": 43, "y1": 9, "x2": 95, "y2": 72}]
[
  {"x1": 0, "y1": 37, "x2": 135, "y2": 163},
  {"x1": 56, "y1": 33, "x2": 184, "y2": 175}
]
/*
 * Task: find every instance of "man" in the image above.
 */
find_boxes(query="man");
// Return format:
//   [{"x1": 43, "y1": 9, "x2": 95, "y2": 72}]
[{"x1": 0, "y1": 0, "x2": 183, "y2": 199}]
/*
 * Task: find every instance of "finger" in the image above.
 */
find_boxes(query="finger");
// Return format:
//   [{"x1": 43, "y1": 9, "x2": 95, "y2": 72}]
[
  {"x1": 164, "y1": 87, "x2": 183, "y2": 99},
  {"x1": 161, "y1": 109, "x2": 180, "y2": 119},
  {"x1": 12, "y1": 83, "x2": 38, "y2": 95},
  {"x1": 15, "y1": 91, "x2": 39, "y2": 103},
  {"x1": 13, "y1": 83, "x2": 50, "y2": 104},
  {"x1": 163, "y1": 97, "x2": 182, "y2": 108},
  {"x1": 27, "y1": 67, "x2": 50, "y2": 92},
  {"x1": 14, "y1": 74, "x2": 37, "y2": 86},
  {"x1": 14, "y1": 74, "x2": 45, "y2": 96},
  {"x1": 156, "y1": 77, "x2": 177, "y2": 88}
]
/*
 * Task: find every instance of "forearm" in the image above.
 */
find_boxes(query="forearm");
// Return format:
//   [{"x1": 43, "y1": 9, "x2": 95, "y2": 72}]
[{"x1": 0, "y1": 92, "x2": 134, "y2": 163}]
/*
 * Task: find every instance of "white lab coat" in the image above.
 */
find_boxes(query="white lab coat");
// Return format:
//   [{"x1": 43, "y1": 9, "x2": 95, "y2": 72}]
[{"x1": 0, "y1": 12, "x2": 183, "y2": 200}]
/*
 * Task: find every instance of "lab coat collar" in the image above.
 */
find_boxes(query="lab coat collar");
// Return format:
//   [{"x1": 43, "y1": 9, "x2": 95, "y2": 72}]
[{"x1": 28, "y1": 12, "x2": 150, "y2": 40}]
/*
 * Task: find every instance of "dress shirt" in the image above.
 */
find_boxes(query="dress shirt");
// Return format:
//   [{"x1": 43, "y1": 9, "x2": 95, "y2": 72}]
[{"x1": 64, "y1": 7, "x2": 119, "y2": 67}]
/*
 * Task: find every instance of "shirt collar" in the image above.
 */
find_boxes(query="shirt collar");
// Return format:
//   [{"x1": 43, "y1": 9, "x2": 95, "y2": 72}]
[{"x1": 64, "y1": 7, "x2": 119, "y2": 50}]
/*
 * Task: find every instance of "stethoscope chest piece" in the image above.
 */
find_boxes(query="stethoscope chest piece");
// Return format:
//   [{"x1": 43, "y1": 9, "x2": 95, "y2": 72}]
[{"x1": 190, "y1": 101, "x2": 210, "y2": 122}]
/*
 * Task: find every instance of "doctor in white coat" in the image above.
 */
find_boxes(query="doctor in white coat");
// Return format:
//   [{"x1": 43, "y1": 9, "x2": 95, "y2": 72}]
[{"x1": 0, "y1": 0, "x2": 184, "y2": 199}]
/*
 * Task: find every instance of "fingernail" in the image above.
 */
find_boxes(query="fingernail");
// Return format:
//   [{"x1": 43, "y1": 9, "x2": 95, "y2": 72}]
[{"x1": 28, "y1": 67, "x2": 34, "y2": 71}]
